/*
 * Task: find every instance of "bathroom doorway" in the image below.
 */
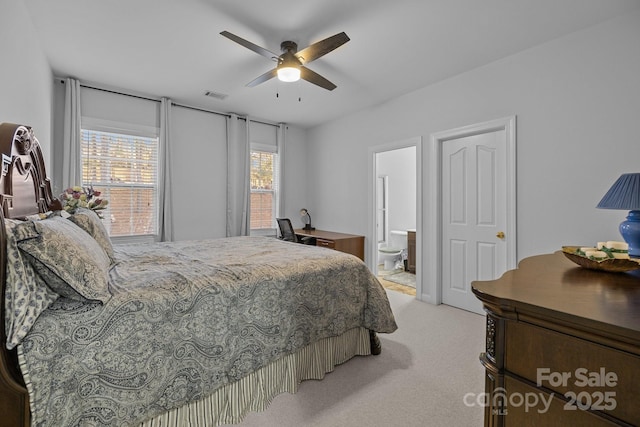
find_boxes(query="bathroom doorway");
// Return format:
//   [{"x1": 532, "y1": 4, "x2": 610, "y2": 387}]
[{"x1": 368, "y1": 137, "x2": 421, "y2": 297}]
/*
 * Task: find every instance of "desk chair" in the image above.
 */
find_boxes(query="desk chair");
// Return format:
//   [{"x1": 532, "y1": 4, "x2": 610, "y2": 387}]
[{"x1": 276, "y1": 218, "x2": 315, "y2": 245}]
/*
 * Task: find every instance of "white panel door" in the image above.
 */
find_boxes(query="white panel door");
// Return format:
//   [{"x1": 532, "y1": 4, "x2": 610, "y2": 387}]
[{"x1": 441, "y1": 130, "x2": 507, "y2": 314}]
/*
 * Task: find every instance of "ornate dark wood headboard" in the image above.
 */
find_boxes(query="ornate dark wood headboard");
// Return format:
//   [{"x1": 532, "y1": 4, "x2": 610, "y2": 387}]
[{"x1": 0, "y1": 122, "x2": 60, "y2": 427}]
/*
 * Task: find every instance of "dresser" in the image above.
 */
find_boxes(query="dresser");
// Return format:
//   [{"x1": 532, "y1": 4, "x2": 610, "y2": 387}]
[
  {"x1": 472, "y1": 252, "x2": 640, "y2": 426},
  {"x1": 294, "y1": 229, "x2": 365, "y2": 261}
]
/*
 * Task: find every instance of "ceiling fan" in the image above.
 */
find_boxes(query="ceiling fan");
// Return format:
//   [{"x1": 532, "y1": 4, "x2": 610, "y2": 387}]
[{"x1": 220, "y1": 30, "x2": 350, "y2": 91}]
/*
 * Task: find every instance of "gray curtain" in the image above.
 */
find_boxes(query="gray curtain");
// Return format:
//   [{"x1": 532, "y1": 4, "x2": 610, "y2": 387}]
[
  {"x1": 62, "y1": 77, "x2": 82, "y2": 190},
  {"x1": 226, "y1": 114, "x2": 251, "y2": 237},
  {"x1": 277, "y1": 123, "x2": 286, "y2": 218},
  {"x1": 158, "y1": 97, "x2": 174, "y2": 241}
]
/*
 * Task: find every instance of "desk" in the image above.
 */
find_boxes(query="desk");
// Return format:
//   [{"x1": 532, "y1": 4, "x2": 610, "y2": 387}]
[
  {"x1": 472, "y1": 252, "x2": 640, "y2": 426},
  {"x1": 295, "y1": 229, "x2": 365, "y2": 261}
]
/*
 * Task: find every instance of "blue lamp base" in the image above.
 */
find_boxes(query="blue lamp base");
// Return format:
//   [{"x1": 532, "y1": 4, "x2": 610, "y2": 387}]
[{"x1": 620, "y1": 210, "x2": 640, "y2": 258}]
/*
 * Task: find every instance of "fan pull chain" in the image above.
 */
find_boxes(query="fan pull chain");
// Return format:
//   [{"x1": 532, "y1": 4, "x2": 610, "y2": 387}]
[{"x1": 274, "y1": 89, "x2": 301, "y2": 101}]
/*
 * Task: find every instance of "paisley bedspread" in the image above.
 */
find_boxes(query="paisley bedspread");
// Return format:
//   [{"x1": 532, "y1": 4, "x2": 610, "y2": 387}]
[{"x1": 17, "y1": 236, "x2": 397, "y2": 427}]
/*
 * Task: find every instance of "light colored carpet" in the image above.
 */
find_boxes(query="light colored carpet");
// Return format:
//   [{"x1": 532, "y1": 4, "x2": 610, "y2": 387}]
[{"x1": 231, "y1": 291, "x2": 486, "y2": 427}]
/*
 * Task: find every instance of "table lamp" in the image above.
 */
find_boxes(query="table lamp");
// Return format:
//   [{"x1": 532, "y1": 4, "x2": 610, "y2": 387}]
[
  {"x1": 596, "y1": 173, "x2": 640, "y2": 258},
  {"x1": 300, "y1": 208, "x2": 315, "y2": 230}
]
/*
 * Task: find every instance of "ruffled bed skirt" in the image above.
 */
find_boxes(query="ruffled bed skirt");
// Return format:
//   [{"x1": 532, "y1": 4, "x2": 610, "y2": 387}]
[{"x1": 138, "y1": 327, "x2": 371, "y2": 426}]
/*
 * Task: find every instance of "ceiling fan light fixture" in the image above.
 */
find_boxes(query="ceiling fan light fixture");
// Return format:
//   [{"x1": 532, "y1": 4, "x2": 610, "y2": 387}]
[
  {"x1": 277, "y1": 51, "x2": 301, "y2": 82},
  {"x1": 277, "y1": 66, "x2": 301, "y2": 82}
]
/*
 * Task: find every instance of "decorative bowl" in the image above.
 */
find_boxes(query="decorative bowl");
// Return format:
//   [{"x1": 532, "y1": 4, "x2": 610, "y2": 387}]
[{"x1": 562, "y1": 246, "x2": 640, "y2": 272}]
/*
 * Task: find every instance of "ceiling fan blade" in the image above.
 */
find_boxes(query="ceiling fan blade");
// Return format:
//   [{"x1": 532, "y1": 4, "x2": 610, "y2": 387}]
[
  {"x1": 295, "y1": 32, "x2": 350, "y2": 65},
  {"x1": 220, "y1": 31, "x2": 279, "y2": 60},
  {"x1": 246, "y1": 68, "x2": 278, "y2": 87},
  {"x1": 300, "y1": 66, "x2": 337, "y2": 91}
]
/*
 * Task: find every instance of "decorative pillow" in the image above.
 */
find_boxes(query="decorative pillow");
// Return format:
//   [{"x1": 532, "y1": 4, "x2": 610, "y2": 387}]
[
  {"x1": 3, "y1": 219, "x2": 59, "y2": 350},
  {"x1": 68, "y1": 207, "x2": 115, "y2": 263},
  {"x1": 15, "y1": 216, "x2": 112, "y2": 303}
]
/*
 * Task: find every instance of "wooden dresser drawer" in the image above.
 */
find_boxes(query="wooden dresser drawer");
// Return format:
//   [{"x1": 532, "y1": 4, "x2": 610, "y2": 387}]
[
  {"x1": 505, "y1": 321, "x2": 640, "y2": 424},
  {"x1": 316, "y1": 238, "x2": 335, "y2": 249},
  {"x1": 502, "y1": 376, "x2": 618, "y2": 426}
]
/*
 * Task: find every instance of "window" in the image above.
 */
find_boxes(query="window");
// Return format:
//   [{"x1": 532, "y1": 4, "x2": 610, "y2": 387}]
[
  {"x1": 250, "y1": 148, "x2": 279, "y2": 233},
  {"x1": 81, "y1": 128, "x2": 160, "y2": 238}
]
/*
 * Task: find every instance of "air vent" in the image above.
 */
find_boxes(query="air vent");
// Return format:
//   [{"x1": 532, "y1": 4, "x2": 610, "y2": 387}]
[{"x1": 204, "y1": 90, "x2": 228, "y2": 100}]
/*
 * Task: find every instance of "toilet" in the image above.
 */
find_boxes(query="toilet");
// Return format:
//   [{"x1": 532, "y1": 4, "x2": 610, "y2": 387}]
[{"x1": 378, "y1": 230, "x2": 408, "y2": 271}]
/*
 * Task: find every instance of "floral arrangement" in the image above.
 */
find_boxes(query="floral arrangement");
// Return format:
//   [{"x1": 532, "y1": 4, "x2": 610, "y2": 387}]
[{"x1": 60, "y1": 185, "x2": 108, "y2": 217}]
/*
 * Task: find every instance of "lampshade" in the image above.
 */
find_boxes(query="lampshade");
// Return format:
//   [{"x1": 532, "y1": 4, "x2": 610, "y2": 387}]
[
  {"x1": 596, "y1": 173, "x2": 640, "y2": 258},
  {"x1": 596, "y1": 173, "x2": 640, "y2": 210}
]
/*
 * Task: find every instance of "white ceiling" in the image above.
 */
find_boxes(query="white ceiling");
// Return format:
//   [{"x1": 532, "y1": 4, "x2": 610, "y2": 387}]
[{"x1": 23, "y1": 0, "x2": 640, "y2": 129}]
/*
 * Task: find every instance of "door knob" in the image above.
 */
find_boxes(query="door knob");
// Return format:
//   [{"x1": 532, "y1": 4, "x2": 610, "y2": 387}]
[{"x1": 496, "y1": 231, "x2": 505, "y2": 239}]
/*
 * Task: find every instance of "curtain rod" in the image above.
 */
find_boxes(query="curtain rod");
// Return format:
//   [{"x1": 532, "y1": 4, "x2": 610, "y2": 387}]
[
  {"x1": 57, "y1": 79, "x2": 160, "y2": 103},
  {"x1": 170, "y1": 102, "x2": 230, "y2": 119},
  {"x1": 171, "y1": 102, "x2": 282, "y2": 128},
  {"x1": 58, "y1": 78, "x2": 283, "y2": 128}
]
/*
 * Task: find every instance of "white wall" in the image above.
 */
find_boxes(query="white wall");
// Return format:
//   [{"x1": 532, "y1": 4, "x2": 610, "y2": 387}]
[
  {"x1": 377, "y1": 146, "x2": 416, "y2": 234},
  {"x1": 0, "y1": 0, "x2": 53, "y2": 163},
  {"x1": 170, "y1": 106, "x2": 227, "y2": 240},
  {"x1": 307, "y1": 9, "x2": 640, "y2": 267},
  {"x1": 280, "y1": 125, "x2": 309, "y2": 227}
]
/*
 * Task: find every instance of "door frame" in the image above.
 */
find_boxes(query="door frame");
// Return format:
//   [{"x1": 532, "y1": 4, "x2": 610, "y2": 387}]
[
  {"x1": 422, "y1": 116, "x2": 517, "y2": 305},
  {"x1": 368, "y1": 136, "x2": 422, "y2": 298}
]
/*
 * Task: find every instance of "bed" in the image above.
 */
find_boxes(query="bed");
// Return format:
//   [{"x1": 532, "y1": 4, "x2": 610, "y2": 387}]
[{"x1": 0, "y1": 122, "x2": 398, "y2": 427}]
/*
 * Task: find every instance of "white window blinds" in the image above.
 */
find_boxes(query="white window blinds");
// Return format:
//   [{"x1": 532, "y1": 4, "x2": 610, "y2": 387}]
[
  {"x1": 250, "y1": 148, "x2": 279, "y2": 230},
  {"x1": 81, "y1": 128, "x2": 159, "y2": 237}
]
